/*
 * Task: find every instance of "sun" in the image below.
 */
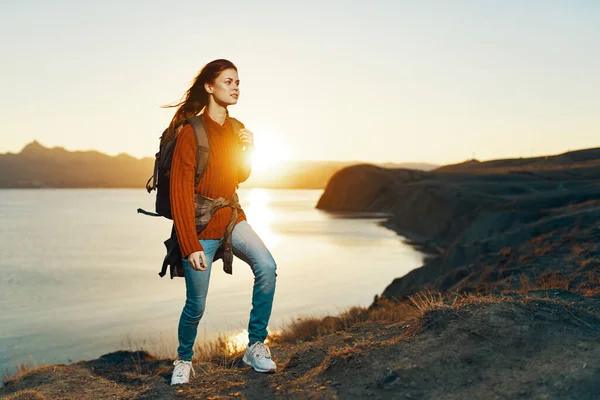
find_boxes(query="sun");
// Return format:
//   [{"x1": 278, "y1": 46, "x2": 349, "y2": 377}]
[{"x1": 250, "y1": 129, "x2": 289, "y2": 171}]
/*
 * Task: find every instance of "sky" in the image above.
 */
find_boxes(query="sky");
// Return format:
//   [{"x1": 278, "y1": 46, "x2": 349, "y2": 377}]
[{"x1": 0, "y1": 0, "x2": 598, "y2": 165}]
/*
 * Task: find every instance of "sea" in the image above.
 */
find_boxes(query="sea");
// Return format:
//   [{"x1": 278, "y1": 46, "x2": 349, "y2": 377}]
[{"x1": 0, "y1": 188, "x2": 424, "y2": 378}]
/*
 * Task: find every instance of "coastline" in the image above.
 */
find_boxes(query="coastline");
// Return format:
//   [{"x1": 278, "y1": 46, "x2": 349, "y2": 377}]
[{"x1": 3, "y1": 150, "x2": 600, "y2": 399}]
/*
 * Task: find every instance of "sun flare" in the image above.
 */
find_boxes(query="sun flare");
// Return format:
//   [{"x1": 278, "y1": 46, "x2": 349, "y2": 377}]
[
  {"x1": 250, "y1": 129, "x2": 289, "y2": 172},
  {"x1": 225, "y1": 329, "x2": 273, "y2": 355}
]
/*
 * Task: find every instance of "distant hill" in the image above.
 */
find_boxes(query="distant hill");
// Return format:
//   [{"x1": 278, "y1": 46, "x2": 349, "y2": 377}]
[
  {"x1": 0, "y1": 141, "x2": 155, "y2": 188},
  {"x1": 0, "y1": 141, "x2": 437, "y2": 189},
  {"x1": 434, "y1": 147, "x2": 600, "y2": 173},
  {"x1": 317, "y1": 145, "x2": 600, "y2": 300},
  {"x1": 378, "y1": 162, "x2": 438, "y2": 171}
]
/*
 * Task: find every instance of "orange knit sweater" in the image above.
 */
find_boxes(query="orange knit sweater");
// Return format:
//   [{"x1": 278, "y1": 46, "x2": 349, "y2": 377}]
[{"x1": 170, "y1": 111, "x2": 252, "y2": 257}]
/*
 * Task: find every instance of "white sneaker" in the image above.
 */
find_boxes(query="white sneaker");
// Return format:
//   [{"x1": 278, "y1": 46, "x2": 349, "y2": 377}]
[
  {"x1": 243, "y1": 342, "x2": 277, "y2": 373},
  {"x1": 171, "y1": 359, "x2": 195, "y2": 385}
]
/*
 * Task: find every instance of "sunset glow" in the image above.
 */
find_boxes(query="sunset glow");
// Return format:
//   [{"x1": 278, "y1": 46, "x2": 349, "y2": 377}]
[
  {"x1": 250, "y1": 130, "x2": 289, "y2": 172},
  {"x1": 1, "y1": 3, "x2": 598, "y2": 164},
  {"x1": 225, "y1": 329, "x2": 272, "y2": 355}
]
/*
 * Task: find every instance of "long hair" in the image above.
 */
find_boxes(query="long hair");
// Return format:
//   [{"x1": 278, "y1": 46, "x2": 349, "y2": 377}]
[{"x1": 161, "y1": 59, "x2": 237, "y2": 144}]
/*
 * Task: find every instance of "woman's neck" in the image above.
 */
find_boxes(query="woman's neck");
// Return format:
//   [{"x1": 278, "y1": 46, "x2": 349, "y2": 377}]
[{"x1": 205, "y1": 102, "x2": 228, "y2": 126}]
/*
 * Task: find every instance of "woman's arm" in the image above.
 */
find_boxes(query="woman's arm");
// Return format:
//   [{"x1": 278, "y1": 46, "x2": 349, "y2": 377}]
[{"x1": 170, "y1": 124, "x2": 203, "y2": 257}]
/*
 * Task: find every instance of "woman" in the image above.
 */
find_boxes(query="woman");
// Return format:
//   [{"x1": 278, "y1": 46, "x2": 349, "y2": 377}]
[{"x1": 165, "y1": 59, "x2": 278, "y2": 385}]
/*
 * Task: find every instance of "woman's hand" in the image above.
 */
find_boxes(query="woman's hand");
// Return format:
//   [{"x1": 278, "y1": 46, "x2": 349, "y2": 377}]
[
  {"x1": 236, "y1": 128, "x2": 254, "y2": 148},
  {"x1": 187, "y1": 251, "x2": 207, "y2": 271}
]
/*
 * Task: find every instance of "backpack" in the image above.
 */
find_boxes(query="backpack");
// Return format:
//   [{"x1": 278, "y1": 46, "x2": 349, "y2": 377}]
[
  {"x1": 137, "y1": 114, "x2": 242, "y2": 278},
  {"x1": 137, "y1": 114, "x2": 242, "y2": 219}
]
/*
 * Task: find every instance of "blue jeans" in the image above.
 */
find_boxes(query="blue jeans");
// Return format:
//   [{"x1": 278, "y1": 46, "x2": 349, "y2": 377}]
[{"x1": 177, "y1": 220, "x2": 277, "y2": 361}]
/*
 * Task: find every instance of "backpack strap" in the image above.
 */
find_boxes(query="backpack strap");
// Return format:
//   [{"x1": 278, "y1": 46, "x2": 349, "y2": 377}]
[{"x1": 187, "y1": 116, "x2": 210, "y2": 187}]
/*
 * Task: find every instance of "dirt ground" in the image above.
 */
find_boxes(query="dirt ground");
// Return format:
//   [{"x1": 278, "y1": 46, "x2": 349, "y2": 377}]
[{"x1": 3, "y1": 289, "x2": 600, "y2": 400}]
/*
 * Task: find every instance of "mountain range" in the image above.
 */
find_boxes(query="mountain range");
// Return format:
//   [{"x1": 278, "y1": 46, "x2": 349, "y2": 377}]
[{"x1": 0, "y1": 141, "x2": 438, "y2": 189}]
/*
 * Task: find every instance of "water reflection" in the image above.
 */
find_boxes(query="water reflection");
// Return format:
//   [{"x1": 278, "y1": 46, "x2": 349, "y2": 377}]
[
  {"x1": 0, "y1": 189, "x2": 424, "y2": 376},
  {"x1": 241, "y1": 188, "x2": 280, "y2": 249}
]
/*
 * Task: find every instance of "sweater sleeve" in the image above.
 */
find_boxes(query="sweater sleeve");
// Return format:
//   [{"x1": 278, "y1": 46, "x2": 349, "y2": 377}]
[
  {"x1": 170, "y1": 124, "x2": 203, "y2": 257},
  {"x1": 237, "y1": 121, "x2": 254, "y2": 184}
]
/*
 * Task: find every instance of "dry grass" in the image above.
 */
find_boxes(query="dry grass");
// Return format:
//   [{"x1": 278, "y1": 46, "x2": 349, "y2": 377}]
[
  {"x1": 228, "y1": 282, "x2": 597, "y2": 356},
  {"x1": 580, "y1": 258, "x2": 595, "y2": 270},
  {"x1": 121, "y1": 334, "x2": 173, "y2": 360},
  {"x1": 1, "y1": 333, "x2": 247, "y2": 388},
  {"x1": 2, "y1": 361, "x2": 46, "y2": 386},
  {"x1": 529, "y1": 232, "x2": 555, "y2": 246},
  {"x1": 512, "y1": 270, "x2": 573, "y2": 295},
  {"x1": 535, "y1": 272, "x2": 571, "y2": 291},
  {"x1": 533, "y1": 244, "x2": 554, "y2": 257},
  {"x1": 327, "y1": 336, "x2": 373, "y2": 359},
  {"x1": 192, "y1": 336, "x2": 247, "y2": 368},
  {"x1": 514, "y1": 268, "x2": 600, "y2": 295},
  {"x1": 271, "y1": 298, "x2": 417, "y2": 344},
  {"x1": 418, "y1": 290, "x2": 512, "y2": 316},
  {"x1": 499, "y1": 247, "x2": 512, "y2": 258},
  {"x1": 519, "y1": 273, "x2": 534, "y2": 292},
  {"x1": 4, "y1": 275, "x2": 599, "y2": 396},
  {"x1": 272, "y1": 288, "x2": 515, "y2": 346},
  {"x1": 273, "y1": 278, "x2": 593, "y2": 346},
  {"x1": 3, "y1": 388, "x2": 47, "y2": 399},
  {"x1": 121, "y1": 331, "x2": 246, "y2": 369},
  {"x1": 408, "y1": 289, "x2": 455, "y2": 312},
  {"x1": 577, "y1": 270, "x2": 600, "y2": 297},
  {"x1": 571, "y1": 244, "x2": 585, "y2": 256}
]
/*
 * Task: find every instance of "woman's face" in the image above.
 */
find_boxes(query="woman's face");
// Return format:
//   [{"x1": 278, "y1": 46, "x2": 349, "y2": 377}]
[{"x1": 205, "y1": 68, "x2": 240, "y2": 107}]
